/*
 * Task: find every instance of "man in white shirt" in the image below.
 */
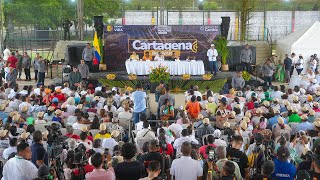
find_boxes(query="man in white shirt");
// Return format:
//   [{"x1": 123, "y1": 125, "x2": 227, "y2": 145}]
[
  {"x1": 136, "y1": 121, "x2": 156, "y2": 151},
  {"x1": 170, "y1": 141, "x2": 203, "y2": 180},
  {"x1": 207, "y1": 44, "x2": 219, "y2": 75},
  {"x1": 271, "y1": 85, "x2": 283, "y2": 99},
  {"x1": 295, "y1": 55, "x2": 304, "y2": 75},
  {"x1": 173, "y1": 129, "x2": 194, "y2": 157},
  {"x1": 2, "y1": 138, "x2": 17, "y2": 159},
  {"x1": 2, "y1": 142, "x2": 38, "y2": 180},
  {"x1": 102, "y1": 130, "x2": 119, "y2": 155},
  {"x1": 18, "y1": 96, "x2": 32, "y2": 112}
]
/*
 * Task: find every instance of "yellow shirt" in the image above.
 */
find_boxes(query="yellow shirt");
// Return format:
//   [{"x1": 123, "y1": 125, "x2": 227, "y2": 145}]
[
  {"x1": 129, "y1": 54, "x2": 139, "y2": 60},
  {"x1": 143, "y1": 55, "x2": 152, "y2": 61},
  {"x1": 94, "y1": 133, "x2": 111, "y2": 140}
]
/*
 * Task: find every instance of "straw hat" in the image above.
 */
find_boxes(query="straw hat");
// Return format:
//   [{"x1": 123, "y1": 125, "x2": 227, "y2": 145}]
[
  {"x1": 245, "y1": 111, "x2": 251, "y2": 118},
  {"x1": 9, "y1": 111, "x2": 18, "y2": 118},
  {"x1": 229, "y1": 111, "x2": 236, "y2": 118},
  {"x1": 81, "y1": 126, "x2": 88, "y2": 132},
  {"x1": 300, "y1": 88, "x2": 306, "y2": 95},
  {"x1": 0, "y1": 130, "x2": 8, "y2": 137},
  {"x1": 274, "y1": 108, "x2": 280, "y2": 114},
  {"x1": 263, "y1": 101, "x2": 270, "y2": 107},
  {"x1": 37, "y1": 112, "x2": 45, "y2": 118},
  {"x1": 286, "y1": 105, "x2": 292, "y2": 111},
  {"x1": 223, "y1": 122, "x2": 231, "y2": 128},
  {"x1": 283, "y1": 100, "x2": 290, "y2": 106},
  {"x1": 314, "y1": 121, "x2": 320, "y2": 128},
  {"x1": 203, "y1": 118, "x2": 210, "y2": 125},
  {"x1": 54, "y1": 109, "x2": 62, "y2": 115},
  {"x1": 0, "y1": 104, "x2": 6, "y2": 111},
  {"x1": 198, "y1": 114, "x2": 204, "y2": 120},
  {"x1": 21, "y1": 106, "x2": 29, "y2": 113},
  {"x1": 301, "y1": 114, "x2": 308, "y2": 120},
  {"x1": 256, "y1": 108, "x2": 262, "y2": 114},
  {"x1": 309, "y1": 109, "x2": 315, "y2": 116},
  {"x1": 213, "y1": 129, "x2": 221, "y2": 138},
  {"x1": 302, "y1": 106, "x2": 309, "y2": 112},
  {"x1": 42, "y1": 131, "x2": 49, "y2": 139},
  {"x1": 77, "y1": 104, "x2": 83, "y2": 110},
  {"x1": 20, "y1": 132, "x2": 30, "y2": 140},
  {"x1": 111, "y1": 130, "x2": 120, "y2": 138},
  {"x1": 278, "y1": 117, "x2": 284, "y2": 125},
  {"x1": 273, "y1": 98, "x2": 279, "y2": 103},
  {"x1": 240, "y1": 121, "x2": 247, "y2": 130},
  {"x1": 202, "y1": 104, "x2": 208, "y2": 110},
  {"x1": 292, "y1": 107, "x2": 298, "y2": 113},
  {"x1": 48, "y1": 106, "x2": 55, "y2": 111},
  {"x1": 243, "y1": 116, "x2": 250, "y2": 123},
  {"x1": 12, "y1": 114, "x2": 21, "y2": 122},
  {"x1": 293, "y1": 96, "x2": 299, "y2": 102},
  {"x1": 100, "y1": 124, "x2": 107, "y2": 131},
  {"x1": 93, "y1": 96, "x2": 100, "y2": 101},
  {"x1": 313, "y1": 102, "x2": 319, "y2": 107},
  {"x1": 208, "y1": 97, "x2": 214, "y2": 103},
  {"x1": 235, "y1": 104, "x2": 241, "y2": 109},
  {"x1": 316, "y1": 91, "x2": 320, "y2": 96}
]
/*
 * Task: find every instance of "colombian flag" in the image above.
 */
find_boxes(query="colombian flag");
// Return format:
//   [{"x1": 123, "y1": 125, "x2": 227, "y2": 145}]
[{"x1": 93, "y1": 31, "x2": 101, "y2": 65}]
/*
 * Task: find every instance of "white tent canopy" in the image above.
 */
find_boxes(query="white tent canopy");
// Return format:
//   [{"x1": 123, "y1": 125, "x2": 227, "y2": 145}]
[{"x1": 276, "y1": 21, "x2": 320, "y2": 73}]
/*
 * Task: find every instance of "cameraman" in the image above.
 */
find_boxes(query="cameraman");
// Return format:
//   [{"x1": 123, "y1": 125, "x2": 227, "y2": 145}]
[
  {"x1": 139, "y1": 139, "x2": 170, "y2": 180},
  {"x1": 207, "y1": 146, "x2": 243, "y2": 180},
  {"x1": 71, "y1": 152, "x2": 94, "y2": 179},
  {"x1": 310, "y1": 144, "x2": 320, "y2": 179},
  {"x1": 85, "y1": 153, "x2": 115, "y2": 180},
  {"x1": 246, "y1": 133, "x2": 263, "y2": 157}
]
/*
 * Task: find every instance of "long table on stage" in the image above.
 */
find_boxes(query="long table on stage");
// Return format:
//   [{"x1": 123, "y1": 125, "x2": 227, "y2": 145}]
[{"x1": 125, "y1": 60, "x2": 205, "y2": 75}]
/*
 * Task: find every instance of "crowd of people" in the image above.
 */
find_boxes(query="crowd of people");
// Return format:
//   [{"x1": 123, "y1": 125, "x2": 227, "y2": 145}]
[{"x1": 0, "y1": 75, "x2": 318, "y2": 180}]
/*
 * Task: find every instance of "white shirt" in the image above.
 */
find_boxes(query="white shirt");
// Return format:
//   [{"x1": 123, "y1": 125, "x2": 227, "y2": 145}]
[
  {"x1": 18, "y1": 102, "x2": 32, "y2": 112},
  {"x1": 66, "y1": 115, "x2": 78, "y2": 126},
  {"x1": 72, "y1": 122, "x2": 88, "y2": 130},
  {"x1": 214, "y1": 139, "x2": 227, "y2": 147},
  {"x1": 66, "y1": 104, "x2": 77, "y2": 114},
  {"x1": 207, "y1": 48, "x2": 218, "y2": 61},
  {"x1": 19, "y1": 90, "x2": 28, "y2": 96},
  {"x1": 2, "y1": 146, "x2": 17, "y2": 159},
  {"x1": 135, "y1": 121, "x2": 144, "y2": 131},
  {"x1": 3, "y1": 48, "x2": 10, "y2": 61},
  {"x1": 102, "y1": 138, "x2": 118, "y2": 155},
  {"x1": 170, "y1": 156, "x2": 203, "y2": 180},
  {"x1": 35, "y1": 119, "x2": 47, "y2": 125},
  {"x1": 2, "y1": 155, "x2": 38, "y2": 180},
  {"x1": 173, "y1": 136, "x2": 193, "y2": 156},
  {"x1": 194, "y1": 91, "x2": 202, "y2": 98},
  {"x1": 271, "y1": 91, "x2": 283, "y2": 99},
  {"x1": 296, "y1": 58, "x2": 304, "y2": 69},
  {"x1": 117, "y1": 111, "x2": 133, "y2": 119},
  {"x1": 61, "y1": 87, "x2": 71, "y2": 96}
]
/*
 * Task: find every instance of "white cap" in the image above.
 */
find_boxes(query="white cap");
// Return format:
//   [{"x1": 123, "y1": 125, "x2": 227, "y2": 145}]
[
  {"x1": 213, "y1": 129, "x2": 221, "y2": 138},
  {"x1": 211, "y1": 44, "x2": 215, "y2": 47},
  {"x1": 313, "y1": 79, "x2": 318, "y2": 84}
]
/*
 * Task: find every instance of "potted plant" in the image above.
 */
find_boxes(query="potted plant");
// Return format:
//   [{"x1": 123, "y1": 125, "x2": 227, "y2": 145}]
[
  {"x1": 214, "y1": 36, "x2": 230, "y2": 71},
  {"x1": 149, "y1": 65, "x2": 171, "y2": 92}
]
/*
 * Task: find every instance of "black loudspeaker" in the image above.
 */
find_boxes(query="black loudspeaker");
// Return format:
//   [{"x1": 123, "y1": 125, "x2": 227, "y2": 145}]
[
  {"x1": 221, "y1": 17, "x2": 230, "y2": 38},
  {"x1": 94, "y1": 16, "x2": 104, "y2": 39},
  {"x1": 67, "y1": 45, "x2": 86, "y2": 66}
]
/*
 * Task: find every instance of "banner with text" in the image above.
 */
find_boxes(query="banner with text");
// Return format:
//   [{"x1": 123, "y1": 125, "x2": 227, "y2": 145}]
[{"x1": 104, "y1": 25, "x2": 220, "y2": 70}]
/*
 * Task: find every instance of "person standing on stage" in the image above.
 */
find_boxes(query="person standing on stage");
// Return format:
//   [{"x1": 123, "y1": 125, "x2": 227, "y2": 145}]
[
  {"x1": 289, "y1": 53, "x2": 296, "y2": 76},
  {"x1": 207, "y1": 44, "x2": 219, "y2": 75},
  {"x1": 22, "y1": 52, "x2": 32, "y2": 81},
  {"x1": 82, "y1": 43, "x2": 94, "y2": 71},
  {"x1": 284, "y1": 54, "x2": 292, "y2": 83},
  {"x1": 15, "y1": 51, "x2": 23, "y2": 80},
  {"x1": 240, "y1": 44, "x2": 252, "y2": 73},
  {"x1": 78, "y1": 59, "x2": 90, "y2": 81},
  {"x1": 37, "y1": 56, "x2": 46, "y2": 85}
]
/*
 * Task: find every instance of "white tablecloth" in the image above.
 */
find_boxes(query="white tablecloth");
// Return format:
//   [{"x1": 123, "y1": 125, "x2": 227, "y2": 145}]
[{"x1": 125, "y1": 60, "x2": 205, "y2": 75}]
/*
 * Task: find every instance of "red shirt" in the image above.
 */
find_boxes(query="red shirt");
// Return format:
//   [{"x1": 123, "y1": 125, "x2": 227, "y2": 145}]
[
  {"x1": 7, "y1": 56, "x2": 18, "y2": 68},
  {"x1": 246, "y1": 101, "x2": 255, "y2": 110},
  {"x1": 159, "y1": 143, "x2": 174, "y2": 157},
  {"x1": 54, "y1": 93, "x2": 66, "y2": 102},
  {"x1": 65, "y1": 133, "x2": 80, "y2": 140},
  {"x1": 199, "y1": 144, "x2": 217, "y2": 159},
  {"x1": 73, "y1": 164, "x2": 94, "y2": 176}
]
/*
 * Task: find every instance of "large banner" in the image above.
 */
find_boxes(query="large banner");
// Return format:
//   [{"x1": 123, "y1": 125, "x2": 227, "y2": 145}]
[{"x1": 104, "y1": 25, "x2": 220, "y2": 70}]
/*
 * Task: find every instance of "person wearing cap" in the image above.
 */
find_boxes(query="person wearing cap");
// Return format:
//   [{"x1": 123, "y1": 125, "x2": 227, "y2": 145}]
[
  {"x1": 195, "y1": 118, "x2": 215, "y2": 140},
  {"x1": 207, "y1": 43, "x2": 218, "y2": 75},
  {"x1": 307, "y1": 79, "x2": 319, "y2": 95},
  {"x1": 2, "y1": 137, "x2": 17, "y2": 159},
  {"x1": 102, "y1": 130, "x2": 119, "y2": 155},
  {"x1": 272, "y1": 146, "x2": 297, "y2": 179},
  {"x1": 267, "y1": 108, "x2": 287, "y2": 129},
  {"x1": 52, "y1": 88, "x2": 66, "y2": 102},
  {"x1": 297, "y1": 116, "x2": 314, "y2": 135},
  {"x1": 2, "y1": 142, "x2": 38, "y2": 180},
  {"x1": 52, "y1": 109, "x2": 63, "y2": 124},
  {"x1": 288, "y1": 107, "x2": 301, "y2": 123},
  {"x1": 226, "y1": 135, "x2": 249, "y2": 179},
  {"x1": 94, "y1": 123, "x2": 111, "y2": 140},
  {"x1": 240, "y1": 44, "x2": 252, "y2": 73},
  {"x1": 18, "y1": 95, "x2": 31, "y2": 113}
]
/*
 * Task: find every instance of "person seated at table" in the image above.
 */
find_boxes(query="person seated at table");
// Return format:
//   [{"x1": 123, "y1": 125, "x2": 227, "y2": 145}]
[
  {"x1": 129, "y1": 51, "x2": 139, "y2": 60},
  {"x1": 142, "y1": 51, "x2": 152, "y2": 61},
  {"x1": 171, "y1": 52, "x2": 177, "y2": 61},
  {"x1": 154, "y1": 52, "x2": 164, "y2": 61}
]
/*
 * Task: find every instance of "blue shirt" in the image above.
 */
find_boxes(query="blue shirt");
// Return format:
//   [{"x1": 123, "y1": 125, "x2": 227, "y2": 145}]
[
  {"x1": 296, "y1": 122, "x2": 314, "y2": 132},
  {"x1": 268, "y1": 115, "x2": 288, "y2": 129},
  {"x1": 0, "y1": 112, "x2": 8, "y2": 124},
  {"x1": 31, "y1": 142, "x2": 48, "y2": 168},
  {"x1": 272, "y1": 158, "x2": 296, "y2": 180},
  {"x1": 132, "y1": 90, "x2": 146, "y2": 112}
]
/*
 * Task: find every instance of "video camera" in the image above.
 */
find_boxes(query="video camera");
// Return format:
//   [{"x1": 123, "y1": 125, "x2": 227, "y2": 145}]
[{"x1": 45, "y1": 123, "x2": 68, "y2": 158}]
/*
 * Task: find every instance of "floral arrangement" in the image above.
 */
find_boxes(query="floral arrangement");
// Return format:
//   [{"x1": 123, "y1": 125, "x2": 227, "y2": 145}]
[
  {"x1": 171, "y1": 87, "x2": 183, "y2": 93},
  {"x1": 202, "y1": 73, "x2": 213, "y2": 80},
  {"x1": 106, "y1": 74, "x2": 116, "y2": 80},
  {"x1": 182, "y1": 74, "x2": 191, "y2": 80},
  {"x1": 128, "y1": 74, "x2": 137, "y2": 80},
  {"x1": 242, "y1": 71, "x2": 251, "y2": 81},
  {"x1": 149, "y1": 65, "x2": 170, "y2": 83}
]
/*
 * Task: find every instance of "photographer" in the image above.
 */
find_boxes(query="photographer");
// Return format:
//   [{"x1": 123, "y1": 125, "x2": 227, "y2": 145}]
[
  {"x1": 85, "y1": 152, "x2": 115, "y2": 180},
  {"x1": 139, "y1": 139, "x2": 170, "y2": 180},
  {"x1": 31, "y1": 130, "x2": 48, "y2": 167},
  {"x1": 207, "y1": 146, "x2": 242, "y2": 180},
  {"x1": 71, "y1": 151, "x2": 94, "y2": 179}
]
